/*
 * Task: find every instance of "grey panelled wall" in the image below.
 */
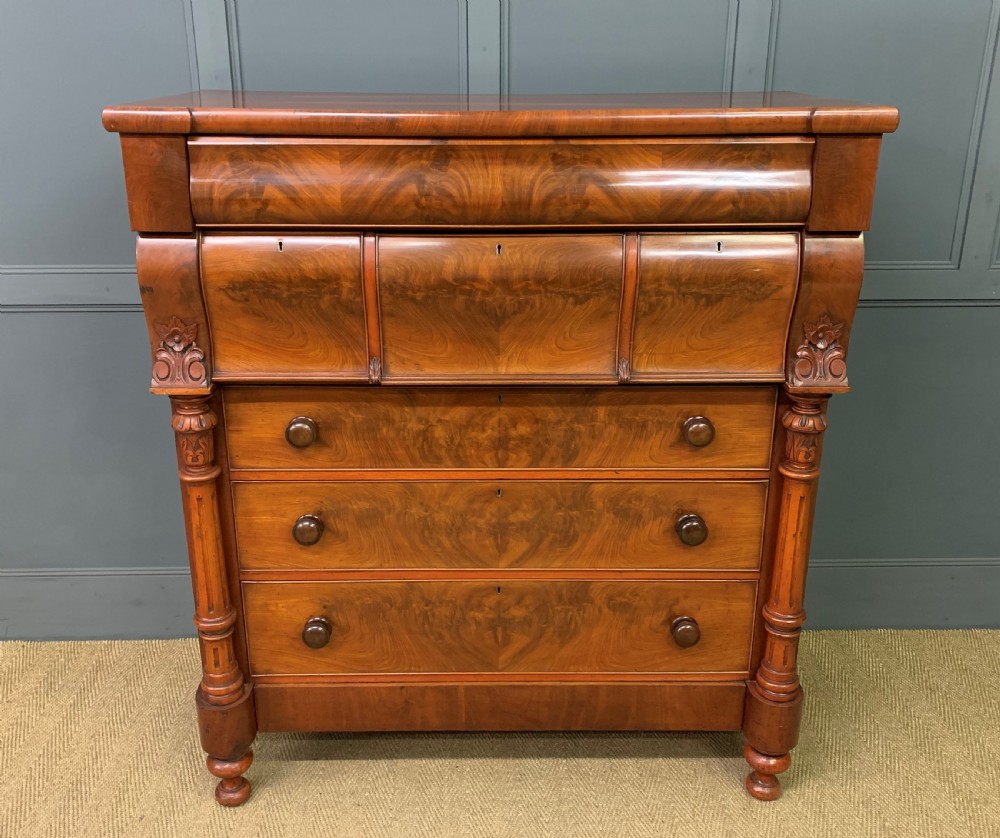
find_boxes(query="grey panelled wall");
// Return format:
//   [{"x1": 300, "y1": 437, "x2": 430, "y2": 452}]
[{"x1": 0, "y1": 1, "x2": 997, "y2": 638}]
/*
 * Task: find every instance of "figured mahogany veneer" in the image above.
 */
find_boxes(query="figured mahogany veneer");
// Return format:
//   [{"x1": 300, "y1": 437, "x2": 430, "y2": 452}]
[
  {"x1": 232, "y1": 480, "x2": 768, "y2": 571},
  {"x1": 254, "y1": 681, "x2": 747, "y2": 733},
  {"x1": 243, "y1": 579, "x2": 756, "y2": 676},
  {"x1": 104, "y1": 90, "x2": 896, "y2": 805},
  {"x1": 378, "y1": 235, "x2": 624, "y2": 381},
  {"x1": 188, "y1": 137, "x2": 814, "y2": 229},
  {"x1": 202, "y1": 235, "x2": 367, "y2": 379},
  {"x1": 223, "y1": 386, "x2": 776, "y2": 471},
  {"x1": 632, "y1": 234, "x2": 800, "y2": 380}
]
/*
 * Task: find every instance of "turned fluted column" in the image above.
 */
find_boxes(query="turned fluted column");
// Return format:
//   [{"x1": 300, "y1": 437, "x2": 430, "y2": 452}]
[
  {"x1": 743, "y1": 394, "x2": 828, "y2": 800},
  {"x1": 171, "y1": 395, "x2": 256, "y2": 806}
]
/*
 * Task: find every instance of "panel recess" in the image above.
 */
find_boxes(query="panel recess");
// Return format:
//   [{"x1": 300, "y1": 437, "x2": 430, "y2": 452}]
[{"x1": 234, "y1": 0, "x2": 466, "y2": 93}]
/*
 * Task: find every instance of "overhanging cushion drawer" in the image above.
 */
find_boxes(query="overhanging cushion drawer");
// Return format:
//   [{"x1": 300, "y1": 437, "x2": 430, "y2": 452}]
[
  {"x1": 201, "y1": 235, "x2": 367, "y2": 379},
  {"x1": 188, "y1": 137, "x2": 814, "y2": 227},
  {"x1": 632, "y1": 233, "x2": 800, "y2": 381},
  {"x1": 378, "y1": 235, "x2": 623, "y2": 381},
  {"x1": 243, "y1": 579, "x2": 757, "y2": 676},
  {"x1": 223, "y1": 386, "x2": 777, "y2": 470},
  {"x1": 233, "y1": 480, "x2": 768, "y2": 571}
]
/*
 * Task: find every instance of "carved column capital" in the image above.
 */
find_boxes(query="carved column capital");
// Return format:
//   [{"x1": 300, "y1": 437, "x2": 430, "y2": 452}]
[
  {"x1": 779, "y1": 396, "x2": 829, "y2": 479},
  {"x1": 171, "y1": 396, "x2": 221, "y2": 480}
]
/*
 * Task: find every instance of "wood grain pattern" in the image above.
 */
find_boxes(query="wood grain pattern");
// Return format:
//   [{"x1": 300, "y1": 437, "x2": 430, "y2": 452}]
[
  {"x1": 103, "y1": 90, "x2": 899, "y2": 137},
  {"x1": 201, "y1": 236, "x2": 367, "y2": 379},
  {"x1": 616, "y1": 233, "x2": 640, "y2": 382},
  {"x1": 232, "y1": 480, "x2": 767, "y2": 571},
  {"x1": 170, "y1": 395, "x2": 256, "y2": 804},
  {"x1": 135, "y1": 236, "x2": 211, "y2": 395},
  {"x1": 104, "y1": 90, "x2": 897, "y2": 803},
  {"x1": 243, "y1": 580, "x2": 756, "y2": 676},
  {"x1": 749, "y1": 394, "x2": 790, "y2": 681},
  {"x1": 808, "y1": 135, "x2": 884, "y2": 232},
  {"x1": 223, "y1": 386, "x2": 776, "y2": 470},
  {"x1": 254, "y1": 681, "x2": 747, "y2": 732},
  {"x1": 743, "y1": 394, "x2": 828, "y2": 800},
  {"x1": 378, "y1": 236, "x2": 623, "y2": 380},
  {"x1": 187, "y1": 138, "x2": 814, "y2": 228},
  {"x1": 211, "y1": 392, "x2": 251, "y2": 679},
  {"x1": 786, "y1": 235, "x2": 865, "y2": 394},
  {"x1": 119, "y1": 135, "x2": 193, "y2": 232},
  {"x1": 362, "y1": 235, "x2": 381, "y2": 383},
  {"x1": 631, "y1": 234, "x2": 799, "y2": 381}
]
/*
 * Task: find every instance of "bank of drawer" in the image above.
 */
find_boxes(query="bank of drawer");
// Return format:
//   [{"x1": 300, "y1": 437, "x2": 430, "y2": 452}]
[
  {"x1": 223, "y1": 386, "x2": 776, "y2": 471},
  {"x1": 243, "y1": 580, "x2": 757, "y2": 676},
  {"x1": 188, "y1": 137, "x2": 813, "y2": 228},
  {"x1": 631, "y1": 233, "x2": 799, "y2": 381},
  {"x1": 234, "y1": 480, "x2": 766, "y2": 571},
  {"x1": 201, "y1": 235, "x2": 367, "y2": 379},
  {"x1": 378, "y1": 235, "x2": 622, "y2": 382}
]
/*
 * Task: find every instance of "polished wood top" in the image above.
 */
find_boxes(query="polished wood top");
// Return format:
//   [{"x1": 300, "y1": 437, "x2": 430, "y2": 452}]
[{"x1": 103, "y1": 90, "x2": 899, "y2": 137}]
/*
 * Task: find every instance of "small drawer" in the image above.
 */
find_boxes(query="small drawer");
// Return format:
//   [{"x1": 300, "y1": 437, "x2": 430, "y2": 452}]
[
  {"x1": 223, "y1": 386, "x2": 776, "y2": 471},
  {"x1": 632, "y1": 233, "x2": 800, "y2": 381},
  {"x1": 378, "y1": 235, "x2": 622, "y2": 382},
  {"x1": 234, "y1": 480, "x2": 767, "y2": 571},
  {"x1": 201, "y1": 235, "x2": 367, "y2": 379},
  {"x1": 243, "y1": 579, "x2": 757, "y2": 676}
]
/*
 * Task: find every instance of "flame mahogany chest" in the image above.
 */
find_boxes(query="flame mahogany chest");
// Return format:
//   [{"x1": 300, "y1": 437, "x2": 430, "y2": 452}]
[{"x1": 103, "y1": 91, "x2": 897, "y2": 804}]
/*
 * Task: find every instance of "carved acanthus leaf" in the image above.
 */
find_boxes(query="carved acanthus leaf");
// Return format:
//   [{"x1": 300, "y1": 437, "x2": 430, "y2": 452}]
[
  {"x1": 152, "y1": 317, "x2": 208, "y2": 388},
  {"x1": 790, "y1": 313, "x2": 847, "y2": 388}
]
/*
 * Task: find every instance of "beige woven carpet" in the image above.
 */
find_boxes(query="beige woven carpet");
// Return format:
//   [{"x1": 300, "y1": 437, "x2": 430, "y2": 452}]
[{"x1": 1, "y1": 631, "x2": 998, "y2": 838}]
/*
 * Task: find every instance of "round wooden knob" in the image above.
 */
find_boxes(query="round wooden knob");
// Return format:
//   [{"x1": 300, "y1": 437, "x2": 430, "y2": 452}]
[
  {"x1": 671, "y1": 616, "x2": 701, "y2": 648},
  {"x1": 285, "y1": 416, "x2": 318, "y2": 448},
  {"x1": 682, "y1": 415, "x2": 715, "y2": 447},
  {"x1": 292, "y1": 514, "x2": 324, "y2": 546},
  {"x1": 675, "y1": 513, "x2": 708, "y2": 546},
  {"x1": 301, "y1": 616, "x2": 332, "y2": 649}
]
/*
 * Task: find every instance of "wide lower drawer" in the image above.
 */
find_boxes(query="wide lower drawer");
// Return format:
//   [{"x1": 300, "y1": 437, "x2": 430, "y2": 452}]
[
  {"x1": 223, "y1": 386, "x2": 776, "y2": 470},
  {"x1": 233, "y1": 480, "x2": 767, "y2": 571},
  {"x1": 243, "y1": 579, "x2": 757, "y2": 676}
]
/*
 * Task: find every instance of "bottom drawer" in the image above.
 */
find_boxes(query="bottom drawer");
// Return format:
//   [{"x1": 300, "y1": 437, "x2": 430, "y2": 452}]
[{"x1": 244, "y1": 579, "x2": 756, "y2": 676}]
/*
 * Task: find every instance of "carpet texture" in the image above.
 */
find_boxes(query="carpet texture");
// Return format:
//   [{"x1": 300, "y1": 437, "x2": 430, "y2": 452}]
[{"x1": 1, "y1": 631, "x2": 998, "y2": 838}]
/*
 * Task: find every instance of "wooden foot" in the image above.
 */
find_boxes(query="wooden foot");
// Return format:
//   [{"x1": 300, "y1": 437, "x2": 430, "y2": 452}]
[
  {"x1": 743, "y1": 744, "x2": 791, "y2": 801},
  {"x1": 207, "y1": 750, "x2": 253, "y2": 806}
]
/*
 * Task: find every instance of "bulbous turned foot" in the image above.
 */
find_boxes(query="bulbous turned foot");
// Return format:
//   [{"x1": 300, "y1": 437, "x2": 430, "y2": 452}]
[
  {"x1": 743, "y1": 744, "x2": 791, "y2": 801},
  {"x1": 207, "y1": 750, "x2": 253, "y2": 806}
]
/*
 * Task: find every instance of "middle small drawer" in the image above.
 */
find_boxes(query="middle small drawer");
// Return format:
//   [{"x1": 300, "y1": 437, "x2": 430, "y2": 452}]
[{"x1": 233, "y1": 480, "x2": 766, "y2": 572}]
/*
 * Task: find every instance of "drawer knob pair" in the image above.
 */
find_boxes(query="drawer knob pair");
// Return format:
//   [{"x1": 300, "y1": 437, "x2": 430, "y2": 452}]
[
  {"x1": 670, "y1": 616, "x2": 701, "y2": 648},
  {"x1": 682, "y1": 415, "x2": 715, "y2": 448},
  {"x1": 297, "y1": 512, "x2": 705, "y2": 547},
  {"x1": 302, "y1": 616, "x2": 332, "y2": 649},
  {"x1": 675, "y1": 513, "x2": 708, "y2": 546},
  {"x1": 285, "y1": 416, "x2": 318, "y2": 448},
  {"x1": 305, "y1": 614, "x2": 698, "y2": 650}
]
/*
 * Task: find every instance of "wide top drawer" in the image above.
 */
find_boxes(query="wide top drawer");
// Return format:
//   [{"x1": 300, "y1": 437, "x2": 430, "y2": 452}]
[
  {"x1": 188, "y1": 137, "x2": 813, "y2": 228},
  {"x1": 223, "y1": 385, "x2": 776, "y2": 471}
]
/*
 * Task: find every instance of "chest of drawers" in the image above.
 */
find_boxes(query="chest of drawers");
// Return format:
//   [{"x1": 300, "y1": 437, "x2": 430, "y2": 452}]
[{"x1": 103, "y1": 91, "x2": 897, "y2": 805}]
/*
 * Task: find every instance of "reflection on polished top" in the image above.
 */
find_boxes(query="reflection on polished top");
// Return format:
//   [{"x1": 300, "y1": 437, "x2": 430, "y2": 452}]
[{"x1": 102, "y1": 90, "x2": 899, "y2": 137}]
